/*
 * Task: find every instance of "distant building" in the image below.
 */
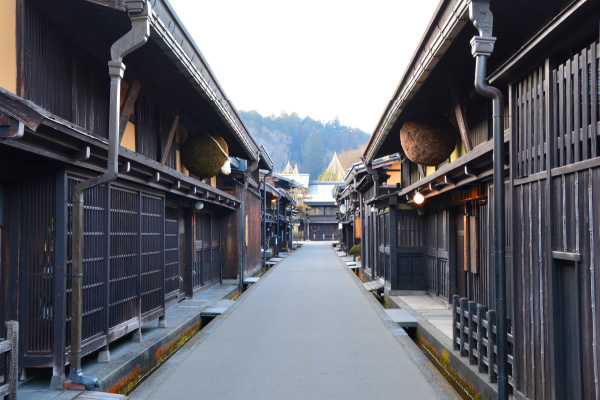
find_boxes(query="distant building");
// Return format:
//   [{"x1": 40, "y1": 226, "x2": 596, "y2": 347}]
[{"x1": 304, "y1": 181, "x2": 341, "y2": 241}]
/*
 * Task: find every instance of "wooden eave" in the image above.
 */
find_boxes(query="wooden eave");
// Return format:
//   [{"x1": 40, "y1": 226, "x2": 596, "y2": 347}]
[
  {"x1": 63, "y1": 0, "x2": 261, "y2": 163},
  {"x1": 395, "y1": 134, "x2": 508, "y2": 205},
  {"x1": 489, "y1": 0, "x2": 599, "y2": 83},
  {"x1": 0, "y1": 91, "x2": 240, "y2": 210},
  {"x1": 364, "y1": 0, "x2": 470, "y2": 164},
  {"x1": 364, "y1": 0, "x2": 581, "y2": 165}
]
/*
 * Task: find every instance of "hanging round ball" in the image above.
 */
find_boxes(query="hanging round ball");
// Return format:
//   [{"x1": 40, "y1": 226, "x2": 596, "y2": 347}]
[
  {"x1": 181, "y1": 132, "x2": 230, "y2": 178},
  {"x1": 400, "y1": 117, "x2": 457, "y2": 166}
]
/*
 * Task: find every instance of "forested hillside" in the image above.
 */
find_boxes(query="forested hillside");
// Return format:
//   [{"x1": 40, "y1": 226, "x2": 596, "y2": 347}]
[{"x1": 240, "y1": 111, "x2": 370, "y2": 180}]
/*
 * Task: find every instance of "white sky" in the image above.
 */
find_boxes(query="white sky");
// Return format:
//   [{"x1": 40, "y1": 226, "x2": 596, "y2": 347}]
[{"x1": 167, "y1": 0, "x2": 440, "y2": 134}]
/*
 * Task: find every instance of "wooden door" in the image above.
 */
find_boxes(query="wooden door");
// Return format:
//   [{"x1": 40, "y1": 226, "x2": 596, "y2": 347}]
[
  {"x1": 178, "y1": 209, "x2": 186, "y2": 297},
  {"x1": 555, "y1": 260, "x2": 583, "y2": 399},
  {"x1": 455, "y1": 210, "x2": 467, "y2": 298},
  {"x1": 0, "y1": 183, "x2": 6, "y2": 367}
]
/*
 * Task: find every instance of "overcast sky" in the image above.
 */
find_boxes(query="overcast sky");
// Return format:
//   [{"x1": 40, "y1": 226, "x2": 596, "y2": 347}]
[{"x1": 167, "y1": 0, "x2": 440, "y2": 134}]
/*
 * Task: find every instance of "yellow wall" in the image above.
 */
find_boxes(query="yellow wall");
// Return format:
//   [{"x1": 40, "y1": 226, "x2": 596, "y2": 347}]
[
  {"x1": 426, "y1": 166, "x2": 436, "y2": 176},
  {"x1": 385, "y1": 161, "x2": 402, "y2": 186},
  {"x1": 0, "y1": 0, "x2": 17, "y2": 94},
  {"x1": 450, "y1": 141, "x2": 465, "y2": 163},
  {"x1": 121, "y1": 122, "x2": 136, "y2": 151},
  {"x1": 210, "y1": 176, "x2": 217, "y2": 187}
]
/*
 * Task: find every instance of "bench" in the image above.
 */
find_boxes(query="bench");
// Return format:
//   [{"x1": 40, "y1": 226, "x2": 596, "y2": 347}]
[
  {"x1": 201, "y1": 300, "x2": 235, "y2": 317},
  {"x1": 243, "y1": 277, "x2": 260, "y2": 288},
  {"x1": 363, "y1": 278, "x2": 384, "y2": 292},
  {"x1": 385, "y1": 309, "x2": 418, "y2": 328}
]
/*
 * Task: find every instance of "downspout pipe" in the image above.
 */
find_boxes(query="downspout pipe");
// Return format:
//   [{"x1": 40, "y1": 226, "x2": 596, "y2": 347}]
[
  {"x1": 239, "y1": 158, "x2": 259, "y2": 288},
  {"x1": 263, "y1": 169, "x2": 272, "y2": 268},
  {"x1": 469, "y1": 1, "x2": 507, "y2": 399},
  {"x1": 69, "y1": 1, "x2": 150, "y2": 389},
  {"x1": 276, "y1": 192, "x2": 280, "y2": 257}
]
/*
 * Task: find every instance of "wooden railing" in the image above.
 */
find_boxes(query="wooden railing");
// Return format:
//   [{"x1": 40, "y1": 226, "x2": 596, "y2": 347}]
[
  {"x1": 452, "y1": 295, "x2": 514, "y2": 388},
  {"x1": 0, "y1": 321, "x2": 18, "y2": 400}
]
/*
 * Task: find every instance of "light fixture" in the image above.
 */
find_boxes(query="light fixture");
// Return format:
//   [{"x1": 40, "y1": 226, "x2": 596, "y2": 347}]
[
  {"x1": 194, "y1": 201, "x2": 204, "y2": 210},
  {"x1": 414, "y1": 192, "x2": 425, "y2": 205},
  {"x1": 271, "y1": 199, "x2": 277, "y2": 204},
  {"x1": 370, "y1": 206, "x2": 377, "y2": 213}
]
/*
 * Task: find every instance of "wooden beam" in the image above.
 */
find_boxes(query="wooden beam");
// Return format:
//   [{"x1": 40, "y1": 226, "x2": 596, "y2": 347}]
[
  {"x1": 160, "y1": 114, "x2": 180, "y2": 165},
  {"x1": 118, "y1": 80, "x2": 141, "y2": 143},
  {"x1": 448, "y1": 79, "x2": 473, "y2": 152},
  {"x1": 418, "y1": 164, "x2": 425, "y2": 179},
  {"x1": 81, "y1": 0, "x2": 125, "y2": 11}
]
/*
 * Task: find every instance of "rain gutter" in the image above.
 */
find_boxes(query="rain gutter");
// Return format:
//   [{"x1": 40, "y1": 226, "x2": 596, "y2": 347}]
[
  {"x1": 365, "y1": 0, "x2": 470, "y2": 164},
  {"x1": 469, "y1": 1, "x2": 508, "y2": 399},
  {"x1": 69, "y1": 0, "x2": 151, "y2": 389}
]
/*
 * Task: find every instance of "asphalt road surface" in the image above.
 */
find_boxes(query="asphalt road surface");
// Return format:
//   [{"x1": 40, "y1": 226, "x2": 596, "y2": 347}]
[{"x1": 130, "y1": 242, "x2": 460, "y2": 400}]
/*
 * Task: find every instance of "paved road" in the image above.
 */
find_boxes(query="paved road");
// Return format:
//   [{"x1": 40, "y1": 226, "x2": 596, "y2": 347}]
[{"x1": 131, "y1": 242, "x2": 460, "y2": 400}]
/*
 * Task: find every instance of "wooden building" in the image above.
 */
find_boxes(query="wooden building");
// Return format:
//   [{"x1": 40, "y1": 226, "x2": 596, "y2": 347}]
[
  {"x1": 304, "y1": 181, "x2": 340, "y2": 241},
  {"x1": 334, "y1": 154, "x2": 400, "y2": 261},
  {"x1": 261, "y1": 172, "x2": 295, "y2": 257},
  {"x1": 0, "y1": 0, "x2": 271, "y2": 385},
  {"x1": 354, "y1": 0, "x2": 600, "y2": 398}
]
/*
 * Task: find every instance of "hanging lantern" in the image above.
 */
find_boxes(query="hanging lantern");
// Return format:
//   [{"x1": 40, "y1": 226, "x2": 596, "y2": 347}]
[
  {"x1": 400, "y1": 117, "x2": 457, "y2": 166},
  {"x1": 181, "y1": 131, "x2": 231, "y2": 178}
]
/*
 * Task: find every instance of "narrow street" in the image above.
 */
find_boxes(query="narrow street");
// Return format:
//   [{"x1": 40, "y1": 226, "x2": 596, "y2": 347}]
[{"x1": 130, "y1": 242, "x2": 460, "y2": 400}]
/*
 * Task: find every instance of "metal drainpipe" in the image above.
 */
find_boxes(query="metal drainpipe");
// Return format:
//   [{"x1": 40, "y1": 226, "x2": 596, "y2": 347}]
[
  {"x1": 69, "y1": 1, "x2": 150, "y2": 389},
  {"x1": 276, "y1": 194, "x2": 280, "y2": 256},
  {"x1": 469, "y1": 1, "x2": 507, "y2": 399},
  {"x1": 263, "y1": 170, "x2": 272, "y2": 268}
]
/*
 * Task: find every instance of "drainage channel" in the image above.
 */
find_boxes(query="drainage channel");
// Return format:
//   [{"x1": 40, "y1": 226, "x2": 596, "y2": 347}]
[
  {"x1": 370, "y1": 291, "x2": 476, "y2": 400},
  {"x1": 123, "y1": 290, "x2": 248, "y2": 396},
  {"x1": 123, "y1": 317, "x2": 211, "y2": 396}
]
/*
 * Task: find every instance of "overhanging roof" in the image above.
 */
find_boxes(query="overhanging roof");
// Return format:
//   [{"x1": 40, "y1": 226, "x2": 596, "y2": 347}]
[
  {"x1": 364, "y1": 0, "x2": 589, "y2": 165},
  {"x1": 55, "y1": 0, "x2": 264, "y2": 165}
]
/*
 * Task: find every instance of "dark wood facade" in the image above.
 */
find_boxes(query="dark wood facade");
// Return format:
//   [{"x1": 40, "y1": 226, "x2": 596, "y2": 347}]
[
  {"x1": 354, "y1": 1, "x2": 600, "y2": 399},
  {"x1": 0, "y1": 0, "x2": 271, "y2": 383}
]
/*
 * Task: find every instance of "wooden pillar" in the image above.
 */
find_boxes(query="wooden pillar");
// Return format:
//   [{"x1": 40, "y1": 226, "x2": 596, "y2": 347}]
[
  {"x1": 543, "y1": 57, "x2": 558, "y2": 399},
  {"x1": 7, "y1": 181, "x2": 20, "y2": 375},
  {"x1": 50, "y1": 169, "x2": 67, "y2": 388},
  {"x1": 133, "y1": 191, "x2": 142, "y2": 342},
  {"x1": 389, "y1": 205, "x2": 398, "y2": 289},
  {"x1": 184, "y1": 206, "x2": 194, "y2": 298},
  {"x1": 98, "y1": 182, "x2": 111, "y2": 360}
]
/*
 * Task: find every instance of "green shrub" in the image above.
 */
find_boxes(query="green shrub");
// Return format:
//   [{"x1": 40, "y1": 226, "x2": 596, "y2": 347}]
[{"x1": 348, "y1": 244, "x2": 361, "y2": 256}]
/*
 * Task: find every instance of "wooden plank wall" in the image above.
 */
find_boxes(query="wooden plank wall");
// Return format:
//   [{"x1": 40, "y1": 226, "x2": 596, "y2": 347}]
[
  {"x1": 22, "y1": 1, "x2": 109, "y2": 138},
  {"x1": 220, "y1": 185, "x2": 240, "y2": 281},
  {"x1": 426, "y1": 201, "x2": 450, "y2": 300},
  {"x1": 362, "y1": 186, "x2": 376, "y2": 275},
  {"x1": 20, "y1": 172, "x2": 56, "y2": 357},
  {"x1": 245, "y1": 190, "x2": 262, "y2": 274},
  {"x1": 511, "y1": 40, "x2": 600, "y2": 400}
]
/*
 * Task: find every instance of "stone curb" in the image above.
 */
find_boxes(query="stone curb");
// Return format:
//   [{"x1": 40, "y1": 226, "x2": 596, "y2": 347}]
[
  {"x1": 92, "y1": 286, "x2": 240, "y2": 392},
  {"x1": 387, "y1": 295, "x2": 499, "y2": 400}
]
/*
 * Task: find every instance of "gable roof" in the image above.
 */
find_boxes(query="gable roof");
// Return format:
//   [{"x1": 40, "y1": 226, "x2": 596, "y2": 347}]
[{"x1": 59, "y1": 0, "x2": 269, "y2": 167}]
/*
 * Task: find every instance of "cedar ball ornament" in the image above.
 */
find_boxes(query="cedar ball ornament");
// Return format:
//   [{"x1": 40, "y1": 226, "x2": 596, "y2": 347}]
[
  {"x1": 400, "y1": 117, "x2": 457, "y2": 166},
  {"x1": 181, "y1": 132, "x2": 231, "y2": 178}
]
